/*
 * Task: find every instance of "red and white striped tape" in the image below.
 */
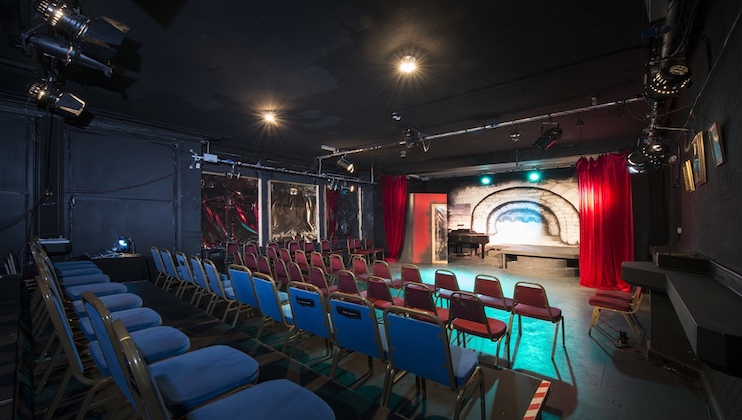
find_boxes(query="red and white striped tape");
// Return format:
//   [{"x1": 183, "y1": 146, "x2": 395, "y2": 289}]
[{"x1": 522, "y1": 379, "x2": 551, "y2": 420}]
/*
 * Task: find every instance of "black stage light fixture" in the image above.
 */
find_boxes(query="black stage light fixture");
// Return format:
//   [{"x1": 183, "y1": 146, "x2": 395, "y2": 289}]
[
  {"x1": 29, "y1": 82, "x2": 85, "y2": 116},
  {"x1": 644, "y1": 62, "x2": 692, "y2": 102},
  {"x1": 26, "y1": 33, "x2": 114, "y2": 75},
  {"x1": 535, "y1": 125, "x2": 562, "y2": 150},
  {"x1": 336, "y1": 157, "x2": 355, "y2": 173},
  {"x1": 627, "y1": 139, "x2": 672, "y2": 174},
  {"x1": 37, "y1": 0, "x2": 130, "y2": 46}
]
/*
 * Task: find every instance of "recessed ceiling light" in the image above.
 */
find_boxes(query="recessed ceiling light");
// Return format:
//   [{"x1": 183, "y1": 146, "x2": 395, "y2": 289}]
[
  {"x1": 263, "y1": 111, "x2": 276, "y2": 124},
  {"x1": 399, "y1": 56, "x2": 417, "y2": 74}
]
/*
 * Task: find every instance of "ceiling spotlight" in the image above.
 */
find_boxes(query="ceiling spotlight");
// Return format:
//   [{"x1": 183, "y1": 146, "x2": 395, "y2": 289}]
[
  {"x1": 29, "y1": 82, "x2": 85, "y2": 116},
  {"x1": 37, "y1": 0, "x2": 130, "y2": 46},
  {"x1": 321, "y1": 144, "x2": 337, "y2": 152},
  {"x1": 402, "y1": 127, "x2": 424, "y2": 148},
  {"x1": 535, "y1": 125, "x2": 563, "y2": 150},
  {"x1": 25, "y1": 33, "x2": 115, "y2": 75},
  {"x1": 336, "y1": 157, "x2": 354, "y2": 173},
  {"x1": 399, "y1": 55, "x2": 417, "y2": 74},
  {"x1": 645, "y1": 62, "x2": 692, "y2": 102},
  {"x1": 527, "y1": 171, "x2": 542, "y2": 183},
  {"x1": 627, "y1": 139, "x2": 673, "y2": 174},
  {"x1": 263, "y1": 111, "x2": 277, "y2": 124},
  {"x1": 348, "y1": 184, "x2": 356, "y2": 193},
  {"x1": 480, "y1": 175, "x2": 492, "y2": 186}
]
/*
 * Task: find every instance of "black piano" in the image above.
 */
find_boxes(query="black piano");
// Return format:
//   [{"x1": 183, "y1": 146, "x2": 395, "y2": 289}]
[{"x1": 448, "y1": 229, "x2": 489, "y2": 259}]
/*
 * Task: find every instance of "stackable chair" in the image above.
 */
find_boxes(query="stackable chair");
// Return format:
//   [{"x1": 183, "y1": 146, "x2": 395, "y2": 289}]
[
  {"x1": 266, "y1": 242, "x2": 280, "y2": 262},
  {"x1": 83, "y1": 298, "x2": 296, "y2": 419},
  {"x1": 160, "y1": 248, "x2": 183, "y2": 291},
  {"x1": 366, "y1": 276, "x2": 404, "y2": 311},
  {"x1": 227, "y1": 264, "x2": 258, "y2": 326},
  {"x1": 403, "y1": 282, "x2": 450, "y2": 323},
  {"x1": 150, "y1": 246, "x2": 169, "y2": 287},
  {"x1": 279, "y1": 248, "x2": 293, "y2": 265},
  {"x1": 400, "y1": 264, "x2": 424, "y2": 288},
  {"x1": 348, "y1": 237, "x2": 374, "y2": 262},
  {"x1": 350, "y1": 256, "x2": 371, "y2": 284},
  {"x1": 287, "y1": 282, "x2": 333, "y2": 360},
  {"x1": 257, "y1": 255, "x2": 274, "y2": 278},
  {"x1": 252, "y1": 272, "x2": 295, "y2": 352},
  {"x1": 287, "y1": 241, "x2": 301, "y2": 256},
  {"x1": 319, "y1": 239, "x2": 335, "y2": 259},
  {"x1": 328, "y1": 292, "x2": 388, "y2": 382},
  {"x1": 286, "y1": 261, "x2": 307, "y2": 283},
  {"x1": 226, "y1": 242, "x2": 241, "y2": 266},
  {"x1": 364, "y1": 238, "x2": 385, "y2": 261},
  {"x1": 273, "y1": 258, "x2": 291, "y2": 289},
  {"x1": 189, "y1": 255, "x2": 214, "y2": 309},
  {"x1": 244, "y1": 252, "x2": 260, "y2": 273},
  {"x1": 588, "y1": 286, "x2": 644, "y2": 343},
  {"x1": 382, "y1": 306, "x2": 486, "y2": 420},
  {"x1": 473, "y1": 274, "x2": 513, "y2": 313},
  {"x1": 449, "y1": 291, "x2": 509, "y2": 365},
  {"x1": 102, "y1": 319, "x2": 334, "y2": 419},
  {"x1": 434, "y1": 269, "x2": 460, "y2": 307},
  {"x1": 294, "y1": 249, "x2": 311, "y2": 274},
  {"x1": 307, "y1": 266, "x2": 338, "y2": 296},
  {"x1": 336, "y1": 269, "x2": 365, "y2": 297},
  {"x1": 244, "y1": 241, "x2": 260, "y2": 257},
  {"x1": 202, "y1": 259, "x2": 239, "y2": 321},
  {"x1": 174, "y1": 251, "x2": 198, "y2": 299},
  {"x1": 310, "y1": 251, "x2": 330, "y2": 273},
  {"x1": 509, "y1": 282, "x2": 565, "y2": 359},
  {"x1": 371, "y1": 260, "x2": 403, "y2": 294}
]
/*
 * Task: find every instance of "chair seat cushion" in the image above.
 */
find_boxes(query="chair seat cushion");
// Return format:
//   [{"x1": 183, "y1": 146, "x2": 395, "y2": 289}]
[
  {"x1": 594, "y1": 290, "x2": 633, "y2": 301},
  {"x1": 187, "y1": 379, "x2": 335, "y2": 420},
  {"x1": 437, "y1": 288, "x2": 458, "y2": 300},
  {"x1": 513, "y1": 303, "x2": 562, "y2": 322},
  {"x1": 588, "y1": 295, "x2": 632, "y2": 311},
  {"x1": 368, "y1": 296, "x2": 404, "y2": 311},
  {"x1": 64, "y1": 281, "x2": 127, "y2": 300},
  {"x1": 224, "y1": 287, "x2": 235, "y2": 300},
  {"x1": 477, "y1": 294, "x2": 513, "y2": 311},
  {"x1": 59, "y1": 273, "x2": 111, "y2": 287},
  {"x1": 452, "y1": 317, "x2": 507, "y2": 339},
  {"x1": 449, "y1": 345, "x2": 479, "y2": 388},
  {"x1": 78, "y1": 307, "x2": 162, "y2": 341},
  {"x1": 150, "y1": 345, "x2": 260, "y2": 416},
  {"x1": 56, "y1": 266, "x2": 103, "y2": 277},
  {"x1": 72, "y1": 293, "x2": 143, "y2": 317},
  {"x1": 53, "y1": 261, "x2": 97, "y2": 268},
  {"x1": 89, "y1": 326, "x2": 190, "y2": 376}
]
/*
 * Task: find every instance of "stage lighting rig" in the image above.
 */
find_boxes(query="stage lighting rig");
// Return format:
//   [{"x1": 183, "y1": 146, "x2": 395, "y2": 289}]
[{"x1": 28, "y1": 81, "x2": 85, "y2": 116}]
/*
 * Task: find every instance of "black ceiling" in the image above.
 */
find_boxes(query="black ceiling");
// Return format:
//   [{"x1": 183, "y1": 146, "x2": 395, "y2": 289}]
[{"x1": 0, "y1": 1, "x2": 678, "y2": 179}]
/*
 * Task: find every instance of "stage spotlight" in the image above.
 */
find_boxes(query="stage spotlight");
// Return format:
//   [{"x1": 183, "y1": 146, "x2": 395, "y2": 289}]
[
  {"x1": 26, "y1": 33, "x2": 114, "y2": 75},
  {"x1": 263, "y1": 111, "x2": 276, "y2": 124},
  {"x1": 626, "y1": 139, "x2": 672, "y2": 174},
  {"x1": 535, "y1": 125, "x2": 562, "y2": 150},
  {"x1": 480, "y1": 175, "x2": 492, "y2": 185},
  {"x1": 29, "y1": 82, "x2": 85, "y2": 116},
  {"x1": 337, "y1": 157, "x2": 355, "y2": 173},
  {"x1": 527, "y1": 170, "x2": 542, "y2": 182},
  {"x1": 644, "y1": 62, "x2": 692, "y2": 102},
  {"x1": 399, "y1": 55, "x2": 417, "y2": 74},
  {"x1": 37, "y1": 0, "x2": 130, "y2": 46}
]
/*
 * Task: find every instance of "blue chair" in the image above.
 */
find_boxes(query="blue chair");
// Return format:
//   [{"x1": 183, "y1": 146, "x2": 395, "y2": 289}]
[
  {"x1": 107, "y1": 319, "x2": 335, "y2": 420},
  {"x1": 252, "y1": 272, "x2": 294, "y2": 353},
  {"x1": 190, "y1": 255, "x2": 214, "y2": 309},
  {"x1": 84, "y1": 297, "x2": 265, "y2": 418},
  {"x1": 150, "y1": 246, "x2": 169, "y2": 287},
  {"x1": 227, "y1": 264, "x2": 258, "y2": 326},
  {"x1": 175, "y1": 251, "x2": 198, "y2": 298},
  {"x1": 382, "y1": 306, "x2": 486, "y2": 420},
  {"x1": 160, "y1": 248, "x2": 183, "y2": 291},
  {"x1": 287, "y1": 281, "x2": 333, "y2": 360},
  {"x1": 203, "y1": 258, "x2": 239, "y2": 321},
  {"x1": 328, "y1": 292, "x2": 388, "y2": 383}
]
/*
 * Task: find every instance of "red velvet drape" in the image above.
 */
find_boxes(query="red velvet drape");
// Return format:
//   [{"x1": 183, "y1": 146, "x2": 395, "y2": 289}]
[
  {"x1": 325, "y1": 189, "x2": 340, "y2": 239},
  {"x1": 380, "y1": 175, "x2": 407, "y2": 262},
  {"x1": 576, "y1": 152, "x2": 634, "y2": 291}
]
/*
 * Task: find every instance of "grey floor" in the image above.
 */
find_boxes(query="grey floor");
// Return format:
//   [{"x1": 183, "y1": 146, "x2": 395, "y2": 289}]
[{"x1": 387, "y1": 255, "x2": 712, "y2": 420}]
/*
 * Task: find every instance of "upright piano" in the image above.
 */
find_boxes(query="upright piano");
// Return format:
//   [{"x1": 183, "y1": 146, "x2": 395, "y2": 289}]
[{"x1": 448, "y1": 229, "x2": 489, "y2": 259}]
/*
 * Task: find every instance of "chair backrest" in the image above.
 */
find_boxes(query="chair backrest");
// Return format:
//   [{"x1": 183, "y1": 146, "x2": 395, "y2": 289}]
[
  {"x1": 203, "y1": 259, "x2": 229, "y2": 299},
  {"x1": 295, "y1": 250, "x2": 309, "y2": 268},
  {"x1": 252, "y1": 272, "x2": 290, "y2": 325},
  {"x1": 310, "y1": 251, "x2": 327, "y2": 271},
  {"x1": 473, "y1": 274, "x2": 504, "y2": 300},
  {"x1": 434, "y1": 269, "x2": 459, "y2": 292},
  {"x1": 244, "y1": 242, "x2": 260, "y2": 257},
  {"x1": 329, "y1": 254, "x2": 345, "y2": 274},
  {"x1": 257, "y1": 255, "x2": 273, "y2": 277},
  {"x1": 150, "y1": 246, "x2": 165, "y2": 273},
  {"x1": 383, "y1": 306, "x2": 458, "y2": 389},
  {"x1": 307, "y1": 266, "x2": 330, "y2": 292},
  {"x1": 232, "y1": 250, "x2": 244, "y2": 265},
  {"x1": 330, "y1": 236, "x2": 340, "y2": 251},
  {"x1": 273, "y1": 258, "x2": 290, "y2": 286},
  {"x1": 228, "y1": 264, "x2": 258, "y2": 308},
  {"x1": 364, "y1": 238, "x2": 374, "y2": 250},
  {"x1": 371, "y1": 260, "x2": 392, "y2": 280},
  {"x1": 336, "y1": 270, "x2": 360, "y2": 295},
  {"x1": 401, "y1": 264, "x2": 422, "y2": 284},
  {"x1": 303, "y1": 241, "x2": 315, "y2": 253},
  {"x1": 175, "y1": 251, "x2": 195, "y2": 284},
  {"x1": 287, "y1": 241, "x2": 301, "y2": 255},
  {"x1": 286, "y1": 261, "x2": 306, "y2": 283},
  {"x1": 266, "y1": 243, "x2": 279, "y2": 261},
  {"x1": 513, "y1": 282, "x2": 557, "y2": 321},
  {"x1": 160, "y1": 249, "x2": 179, "y2": 279},
  {"x1": 279, "y1": 248, "x2": 293, "y2": 264},
  {"x1": 450, "y1": 291, "x2": 488, "y2": 325},
  {"x1": 329, "y1": 292, "x2": 386, "y2": 360},
  {"x1": 320, "y1": 239, "x2": 332, "y2": 253},
  {"x1": 190, "y1": 256, "x2": 211, "y2": 291},
  {"x1": 403, "y1": 282, "x2": 436, "y2": 313},
  {"x1": 244, "y1": 253, "x2": 259, "y2": 272},
  {"x1": 226, "y1": 242, "x2": 240, "y2": 263},
  {"x1": 366, "y1": 275, "x2": 394, "y2": 304},
  {"x1": 351, "y1": 256, "x2": 369, "y2": 277},
  {"x1": 287, "y1": 282, "x2": 332, "y2": 340}
]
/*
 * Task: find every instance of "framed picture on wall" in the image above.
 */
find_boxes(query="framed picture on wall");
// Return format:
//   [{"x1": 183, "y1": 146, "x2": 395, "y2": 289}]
[
  {"x1": 708, "y1": 122, "x2": 724, "y2": 166},
  {"x1": 682, "y1": 160, "x2": 695, "y2": 192},
  {"x1": 692, "y1": 131, "x2": 706, "y2": 186}
]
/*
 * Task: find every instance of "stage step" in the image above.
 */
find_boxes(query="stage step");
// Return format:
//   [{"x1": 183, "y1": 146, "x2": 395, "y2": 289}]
[{"x1": 507, "y1": 256, "x2": 577, "y2": 279}]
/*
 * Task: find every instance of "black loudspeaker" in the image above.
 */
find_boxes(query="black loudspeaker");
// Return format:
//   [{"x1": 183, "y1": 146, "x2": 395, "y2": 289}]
[{"x1": 202, "y1": 247, "x2": 226, "y2": 274}]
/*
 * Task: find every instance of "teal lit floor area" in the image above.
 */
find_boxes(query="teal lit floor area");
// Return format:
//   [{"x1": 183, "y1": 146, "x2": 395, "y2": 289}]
[{"x1": 18, "y1": 255, "x2": 713, "y2": 419}]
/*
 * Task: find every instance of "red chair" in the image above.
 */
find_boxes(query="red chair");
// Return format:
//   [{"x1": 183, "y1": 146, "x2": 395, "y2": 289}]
[
  {"x1": 403, "y1": 282, "x2": 450, "y2": 323},
  {"x1": 256, "y1": 255, "x2": 273, "y2": 278},
  {"x1": 588, "y1": 287, "x2": 644, "y2": 343},
  {"x1": 232, "y1": 249, "x2": 244, "y2": 265},
  {"x1": 350, "y1": 256, "x2": 370, "y2": 284},
  {"x1": 433, "y1": 269, "x2": 460, "y2": 307},
  {"x1": 449, "y1": 291, "x2": 509, "y2": 365},
  {"x1": 279, "y1": 248, "x2": 293, "y2": 264},
  {"x1": 294, "y1": 249, "x2": 310, "y2": 274},
  {"x1": 286, "y1": 261, "x2": 306, "y2": 283},
  {"x1": 366, "y1": 276, "x2": 404, "y2": 311},
  {"x1": 336, "y1": 269, "x2": 366, "y2": 297},
  {"x1": 508, "y1": 282, "x2": 565, "y2": 359},
  {"x1": 371, "y1": 260, "x2": 403, "y2": 295},
  {"x1": 364, "y1": 238, "x2": 385, "y2": 261},
  {"x1": 244, "y1": 253, "x2": 259, "y2": 273},
  {"x1": 319, "y1": 239, "x2": 334, "y2": 258},
  {"x1": 273, "y1": 259, "x2": 290, "y2": 289},
  {"x1": 226, "y1": 242, "x2": 240, "y2": 265},
  {"x1": 287, "y1": 241, "x2": 301, "y2": 256},
  {"x1": 244, "y1": 242, "x2": 260, "y2": 257},
  {"x1": 307, "y1": 266, "x2": 338, "y2": 296},
  {"x1": 400, "y1": 264, "x2": 423, "y2": 288},
  {"x1": 328, "y1": 254, "x2": 345, "y2": 277},
  {"x1": 473, "y1": 274, "x2": 512, "y2": 312},
  {"x1": 266, "y1": 243, "x2": 280, "y2": 262},
  {"x1": 349, "y1": 238, "x2": 374, "y2": 262}
]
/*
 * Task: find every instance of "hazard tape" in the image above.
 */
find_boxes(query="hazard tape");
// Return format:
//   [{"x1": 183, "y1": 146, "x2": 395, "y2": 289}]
[{"x1": 522, "y1": 379, "x2": 551, "y2": 420}]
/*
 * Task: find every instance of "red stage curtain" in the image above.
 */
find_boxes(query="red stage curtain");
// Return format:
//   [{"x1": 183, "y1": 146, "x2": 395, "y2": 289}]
[
  {"x1": 576, "y1": 152, "x2": 634, "y2": 291},
  {"x1": 380, "y1": 175, "x2": 407, "y2": 262},
  {"x1": 326, "y1": 189, "x2": 340, "y2": 239}
]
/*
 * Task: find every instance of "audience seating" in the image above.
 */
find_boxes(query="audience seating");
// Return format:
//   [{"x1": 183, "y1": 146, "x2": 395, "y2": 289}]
[
  {"x1": 403, "y1": 282, "x2": 450, "y2": 323},
  {"x1": 256, "y1": 255, "x2": 274, "y2": 278},
  {"x1": 174, "y1": 251, "x2": 198, "y2": 299},
  {"x1": 252, "y1": 272, "x2": 295, "y2": 353},
  {"x1": 202, "y1": 259, "x2": 239, "y2": 321},
  {"x1": 150, "y1": 246, "x2": 169, "y2": 286},
  {"x1": 366, "y1": 276, "x2": 404, "y2": 311},
  {"x1": 350, "y1": 256, "x2": 371, "y2": 283},
  {"x1": 226, "y1": 264, "x2": 258, "y2": 326},
  {"x1": 328, "y1": 254, "x2": 345, "y2": 277},
  {"x1": 295, "y1": 249, "x2": 311, "y2": 273},
  {"x1": 287, "y1": 282, "x2": 333, "y2": 359},
  {"x1": 434, "y1": 269, "x2": 460, "y2": 307},
  {"x1": 400, "y1": 264, "x2": 424, "y2": 289},
  {"x1": 508, "y1": 282, "x2": 565, "y2": 359},
  {"x1": 364, "y1": 238, "x2": 385, "y2": 261},
  {"x1": 588, "y1": 286, "x2": 644, "y2": 343},
  {"x1": 273, "y1": 258, "x2": 291, "y2": 289},
  {"x1": 286, "y1": 261, "x2": 307, "y2": 283},
  {"x1": 307, "y1": 266, "x2": 338, "y2": 296},
  {"x1": 473, "y1": 274, "x2": 513, "y2": 312},
  {"x1": 244, "y1": 252, "x2": 259, "y2": 273},
  {"x1": 449, "y1": 291, "x2": 509, "y2": 365},
  {"x1": 336, "y1": 269, "x2": 366, "y2": 297},
  {"x1": 371, "y1": 260, "x2": 403, "y2": 295}
]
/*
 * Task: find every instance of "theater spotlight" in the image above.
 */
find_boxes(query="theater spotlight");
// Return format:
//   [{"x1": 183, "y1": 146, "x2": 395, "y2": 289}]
[
  {"x1": 37, "y1": 0, "x2": 130, "y2": 46},
  {"x1": 527, "y1": 170, "x2": 542, "y2": 182},
  {"x1": 336, "y1": 157, "x2": 355, "y2": 173},
  {"x1": 626, "y1": 139, "x2": 672, "y2": 174},
  {"x1": 29, "y1": 82, "x2": 85, "y2": 116},
  {"x1": 535, "y1": 124, "x2": 562, "y2": 150},
  {"x1": 644, "y1": 62, "x2": 692, "y2": 102},
  {"x1": 480, "y1": 175, "x2": 492, "y2": 185},
  {"x1": 25, "y1": 33, "x2": 115, "y2": 75}
]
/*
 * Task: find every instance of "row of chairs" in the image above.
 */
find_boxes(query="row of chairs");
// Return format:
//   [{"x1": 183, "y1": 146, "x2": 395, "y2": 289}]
[{"x1": 30, "y1": 240, "x2": 334, "y2": 418}]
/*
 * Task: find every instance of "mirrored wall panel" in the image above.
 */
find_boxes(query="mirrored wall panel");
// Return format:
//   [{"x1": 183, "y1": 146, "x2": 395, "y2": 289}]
[
  {"x1": 325, "y1": 186, "x2": 360, "y2": 240},
  {"x1": 269, "y1": 181, "x2": 318, "y2": 242},
  {"x1": 202, "y1": 173, "x2": 259, "y2": 246}
]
